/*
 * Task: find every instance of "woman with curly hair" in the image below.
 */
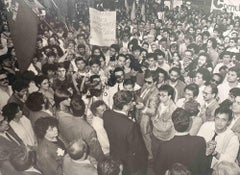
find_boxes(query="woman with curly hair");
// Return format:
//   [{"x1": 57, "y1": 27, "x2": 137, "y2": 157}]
[{"x1": 34, "y1": 117, "x2": 66, "y2": 175}]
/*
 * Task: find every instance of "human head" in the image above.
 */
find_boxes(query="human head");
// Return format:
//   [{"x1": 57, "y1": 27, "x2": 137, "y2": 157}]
[
  {"x1": 211, "y1": 73, "x2": 223, "y2": 86},
  {"x1": 12, "y1": 79, "x2": 29, "y2": 99},
  {"x1": 172, "y1": 108, "x2": 190, "y2": 132},
  {"x1": 168, "y1": 163, "x2": 191, "y2": 175},
  {"x1": 69, "y1": 95, "x2": 85, "y2": 116},
  {"x1": 34, "y1": 117, "x2": 58, "y2": 140},
  {"x1": 2, "y1": 103, "x2": 22, "y2": 122},
  {"x1": 169, "y1": 67, "x2": 181, "y2": 83},
  {"x1": 184, "y1": 83, "x2": 199, "y2": 101},
  {"x1": 25, "y1": 92, "x2": 45, "y2": 112},
  {"x1": 113, "y1": 90, "x2": 134, "y2": 111},
  {"x1": 155, "y1": 49, "x2": 166, "y2": 65},
  {"x1": 158, "y1": 84, "x2": 175, "y2": 103},
  {"x1": 0, "y1": 70, "x2": 9, "y2": 87},
  {"x1": 56, "y1": 63, "x2": 67, "y2": 79},
  {"x1": 89, "y1": 58, "x2": 101, "y2": 75},
  {"x1": 67, "y1": 139, "x2": 88, "y2": 160},
  {"x1": 75, "y1": 57, "x2": 87, "y2": 71},
  {"x1": 34, "y1": 75, "x2": 49, "y2": 90},
  {"x1": 144, "y1": 69, "x2": 158, "y2": 88},
  {"x1": 197, "y1": 52, "x2": 211, "y2": 68},
  {"x1": 146, "y1": 53, "x2": 157, "y2": 67},
  {"x1": 214, "y1": 106, "x2": 233, "y2": 133},
  {"x1": 54, "y1": 88, "x2": 72, "y2": 109},
  {"x1": 203, "y1": 84, "x2": 218, "y2": 103},
  {"x1": 97, "y1": 157, "x2": 122, "y2": 175},
  {"x1": 195, "y1": 68, "x2": 211, "y2": 86},
  {"x1": 123, "y1": 79, "x2": 135, "y2": 91},
  {"x1": 156, "y1": 68, "x2": 168, "y2": 84},
  {"x1": 227, "y1": 66, "x2": 240, "y2": 84},
  {"x1": 90, "y1": 100, "x2": 107, "y2": 118},
  {"x1": 220, "y1": 51, "x2": 232, "y2": 65},
  {"x1": 116, "y1": 54, "x2": 127, "y2": 68},
  {"x1": 207, "y1": 38, "x2": 217, "y2": 49},
  {"x1": 113, "y1": 67, "x2": 124, "y2": 83},
  {"x1": 232, "y1": 89, "x2": 240, "y2": 115}
]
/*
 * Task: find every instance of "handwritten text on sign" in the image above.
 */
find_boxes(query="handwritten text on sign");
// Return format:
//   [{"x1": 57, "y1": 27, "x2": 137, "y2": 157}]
[{"x1": 89, "y1": 8, "x2": 116, "y2": 46}]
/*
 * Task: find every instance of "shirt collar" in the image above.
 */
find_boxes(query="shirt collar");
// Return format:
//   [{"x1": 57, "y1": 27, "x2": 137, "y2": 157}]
[
  {"x1": 113, "y1": 109, "x2": 127, "y2": 116},
  {"x1": 175, "y1": 132, "x2": 189, "y2": 136}
]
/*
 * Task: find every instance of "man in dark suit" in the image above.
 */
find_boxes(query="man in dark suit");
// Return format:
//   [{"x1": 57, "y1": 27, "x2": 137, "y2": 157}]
[
  {"x1": 153, "y1": 108, "x2": 209, "y2": 175},
  {"x1": 103, "y1": 90, "x2": 148, "y2": 175}
]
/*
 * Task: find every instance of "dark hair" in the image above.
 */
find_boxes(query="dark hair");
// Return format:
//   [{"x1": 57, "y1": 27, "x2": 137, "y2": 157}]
[
  {"x1": 158, "y1": 84, "x2": 175, "y2": 100},
  {"x1": 12, "y1": 79, "x2": 29, "y2": 92},
  {"x1": 34, "y1": 117, "x2": 58, "y2": 139},
  {"x1": 2, "y1": 103, "x2": 20, "y2": 122},
  {"x1": 67, "y1": 140, "x2": 88, "y2": 160},
  {"x1": 123, "y1": 79, "x2": 135, "y2": 88},
  {"x1": 172, "y1": 108, "x2": 190, "y2": 132},
  {"x1": 147, "y1": 53, "x2": 157, "y2": 60},
  {"x1": 54, "y1": 88, "x2": 71, "y2": 109},
  {"x1": 97, "y1": 157, "x2": 120, "y2": 175},
  {"x1": 25, "y1": 92, "x2": 45, "y2": 111},
  {"x1": 75, "y1": 57, "x2": 87, "y2": 65},
  {"x1": 70, "y1": 95, "x2": 85, "y2": 116},
  {"x1": 156, "y1": 68, "x2": 169, "y2": 81},
  {"x1": 144, "y1": 69, "x2": 159, "y2": 82},
  {"x1": 214, "y1": 106, "x2": 233, "y2": 122},
  {"x1": 184, "y1": 83, "x2": 199, "y2": 97},
  {"x1": 228, "y1": 66, "x2": 240, "y2": 78},
  {"x1": 206, "y1": 83, "x2": 218, "y2": 98},
  {"x1": 196, "y1": 67, "x2": 211, "y2": 84},
  {"x1": 220, "y1": 51, "x2": 232, "y2": 59},
  {"x1": 169, "y1": 163, "x2": 191, "y2": 175},
  {"x1": 155, "y1": 49, "x2": 166, "y2": 58},
  {"x1": 116, "y1": 54, "x2": 127, "y2": 61},
  {"x1": 212, "y1": 73, "x2": 223, "y2": 85},
  {"x1": 230, "y1": 87, "x2": 240, "y2": 98},
  {"x1": 89, "y1": 57, "x2": 101, "y2": 67},
  {"x1": 169, "y1": 67, "x2": 181, "y2": 76},
  {"x1": 113, "y1": 90, "x2": 133, "y2": 110},
  {"x1": 113, "y1": 67, "x2": 124, "y2": 75},
  {"x1": 34, "y1": 75, "x2": 49, "y2": 88},
  {"x1": 90, "y1": 100, "x2": 106, "y2": 116},
  {"x1": 207, "y1": 38, "x2": 218, "y2": 49}
]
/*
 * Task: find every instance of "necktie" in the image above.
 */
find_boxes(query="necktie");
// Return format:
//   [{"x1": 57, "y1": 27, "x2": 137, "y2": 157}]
[
  {"x1": 117, "y1": 84, "x2": 120, "y2": 92},
  {"x1": 211, "y1": 132, "x2": 218, "y2": 141}
]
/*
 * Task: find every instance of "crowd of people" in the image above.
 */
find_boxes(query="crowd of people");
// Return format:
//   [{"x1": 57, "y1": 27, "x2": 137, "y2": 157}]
[{"x1": 1, "y1": 0, "x2": 240, "y2": 175}]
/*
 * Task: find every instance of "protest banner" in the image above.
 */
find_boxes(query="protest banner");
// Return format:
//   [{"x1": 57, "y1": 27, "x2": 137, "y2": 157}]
[
  {"x1": 6, "y1": 0, "x2": 39, "y2": 72},
  {"x1": 211, "y1": 0, "x2": 240, "y2": 16},
  {"x1": 89, "y1": 8, "x2": 116, "y2": 47}
]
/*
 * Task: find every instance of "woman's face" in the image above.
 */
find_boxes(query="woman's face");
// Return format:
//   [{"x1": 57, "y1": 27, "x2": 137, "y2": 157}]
[
  {"x1": 40, "y1": 79, "x2": 49, "y2": 90},
  {"x1": 125, "y1": 58, "x2": 131, "y2": 67},
  {"x1": 45, "y1": 126, "x2": 58, "y2": 139},
  {"x1": 14, "y1": 108, "x2": 23, "y2": 122},
  {"x1": 172, "y1": 52, "x2": 180, "y2": 61},
  {"x1": 61, "y1": 97, "x2": 71, "y2": 107}
]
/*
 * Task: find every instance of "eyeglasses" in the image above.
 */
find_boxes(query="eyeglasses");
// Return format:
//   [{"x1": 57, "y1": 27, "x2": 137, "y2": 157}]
[
  {"x1": 144, "y1": 80, "x2": 153, "y2": 84},
  {"x1": 211, "y1": 79, "x2": 220, "y2": 84}
]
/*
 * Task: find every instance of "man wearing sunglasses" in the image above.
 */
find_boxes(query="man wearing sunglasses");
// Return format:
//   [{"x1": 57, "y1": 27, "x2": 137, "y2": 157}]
[
  {"x1": 0, "y1": 70, "x2": 12, "y2": 110},
  {"x1": 135, "y1": 69, "x2": 160, "y2": 161}
]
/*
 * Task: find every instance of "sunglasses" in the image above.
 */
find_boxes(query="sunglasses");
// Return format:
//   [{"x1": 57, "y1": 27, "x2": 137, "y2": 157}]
[{"x1": 145, "y1": 80, "x2": 153, "y2": 84}]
